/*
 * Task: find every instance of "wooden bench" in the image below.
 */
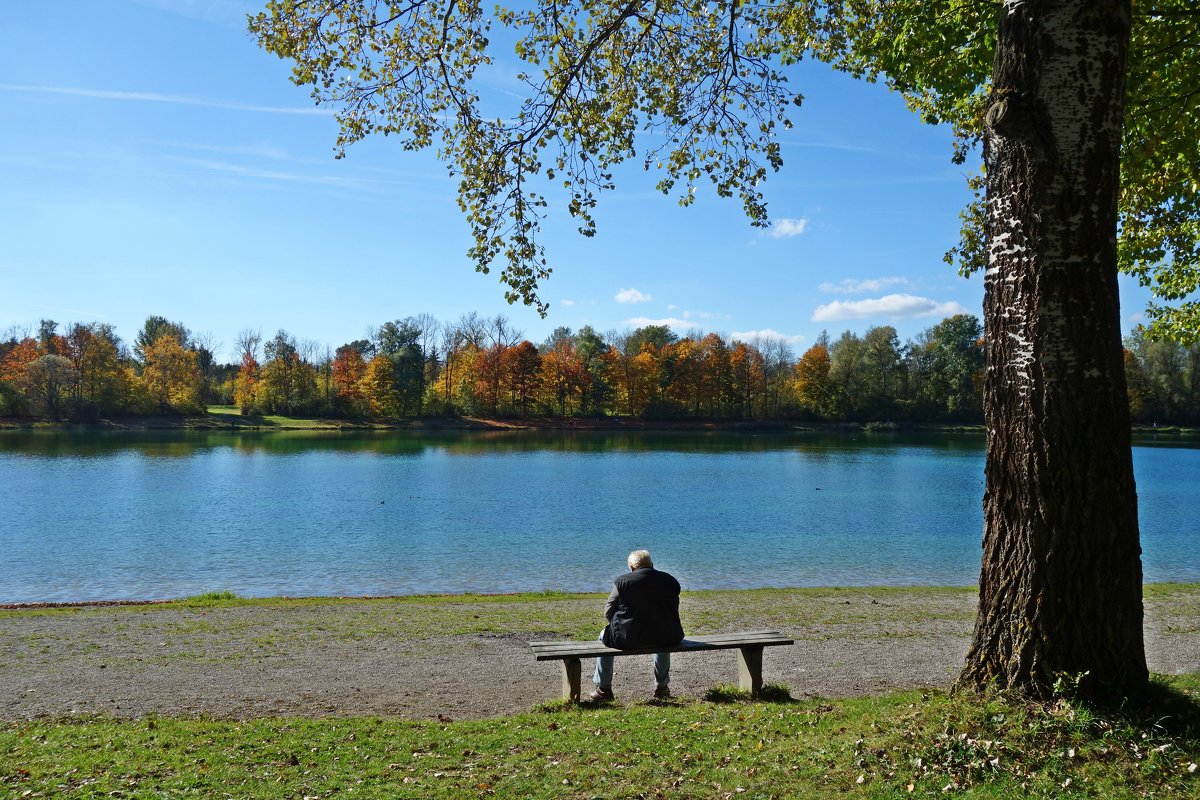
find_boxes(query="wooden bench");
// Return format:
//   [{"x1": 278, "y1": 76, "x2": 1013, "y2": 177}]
[{"x1": 530, "y1": 630, "x2": 793, "y2": 702}]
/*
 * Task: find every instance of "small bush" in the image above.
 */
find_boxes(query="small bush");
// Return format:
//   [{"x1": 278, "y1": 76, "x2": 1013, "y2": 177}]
[
  {"x1": 704, "y1": 682, "x2": 792, "y2": 703},
  {"x1": 183, "y1": 590, "x2": 240, "y2": 606}
]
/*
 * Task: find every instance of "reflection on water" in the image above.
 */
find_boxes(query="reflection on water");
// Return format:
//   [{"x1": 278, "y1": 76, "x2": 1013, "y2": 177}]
[{"x1": 1, "y1": 429, "x2": 1195, "y2": 603}]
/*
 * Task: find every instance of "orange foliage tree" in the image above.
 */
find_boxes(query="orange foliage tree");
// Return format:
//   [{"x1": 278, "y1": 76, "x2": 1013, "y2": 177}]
[
  {"x1": 504, "y1": 341, "x2": 542, "y2": 415},
  {"x1": 332, "y1": 343, "x2": 369, "y2": 415},
  {"x1": 539, "y1": 338, "x2": 589, "y2": 415},
  {"x1": 794, "y1": 343, "x2": 833, "y2": 417},
  {"x1": 0, "y1": 338, "x2": 40, "y2": 385}
]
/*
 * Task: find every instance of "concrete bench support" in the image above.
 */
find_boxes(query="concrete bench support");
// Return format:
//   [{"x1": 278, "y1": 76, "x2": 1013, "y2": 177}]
[
  {"x1": 531, "y1": 630, "x2": 792, "y2": 702},
  {"x1": 561, "y1": 657, "x2": 582, "y2": 703},
  {"x1": 737, "y1": 646, "x2": 764, "y2": 697}
]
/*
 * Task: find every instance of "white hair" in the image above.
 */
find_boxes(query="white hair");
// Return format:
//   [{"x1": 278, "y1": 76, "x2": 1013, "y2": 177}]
[{"x1": 627, "y1": 549, "x2": 654, "y2": 570}]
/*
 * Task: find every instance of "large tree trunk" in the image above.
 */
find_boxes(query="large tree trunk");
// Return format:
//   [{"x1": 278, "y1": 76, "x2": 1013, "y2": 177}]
[{"x1": 958, "y1": 0, "x2": 1148, "y2": 700}]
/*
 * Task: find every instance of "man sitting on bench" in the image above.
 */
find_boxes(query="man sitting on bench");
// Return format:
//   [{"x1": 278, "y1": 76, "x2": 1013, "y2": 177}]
[{"x1": 591, "y1": 549, "x2": 685, "y2": 701}]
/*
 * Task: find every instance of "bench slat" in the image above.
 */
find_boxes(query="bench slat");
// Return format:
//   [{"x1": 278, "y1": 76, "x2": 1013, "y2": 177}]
[
  {"x1": 529, "y1": 630, "x2": 789, "y2": 649},
  {"x1": 529, "y1": 635, "x2": 793, "y2": 655},
  {"x1": 529, "y1": 641, "x2": 793, "y2": 657},
  {"x1": 530, "y1": 630, "x2": 793, "y2": 661}
]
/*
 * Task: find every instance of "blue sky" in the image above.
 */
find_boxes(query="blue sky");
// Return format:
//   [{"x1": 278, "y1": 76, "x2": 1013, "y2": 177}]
[{"x1": 1, "y1": 0, "x2": 1152, "y2": 360}]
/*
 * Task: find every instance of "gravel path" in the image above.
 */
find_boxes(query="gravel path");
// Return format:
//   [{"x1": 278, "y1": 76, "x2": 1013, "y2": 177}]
[{"x1": 2, "y1": 589, "x2": 1197, "y2": 721}]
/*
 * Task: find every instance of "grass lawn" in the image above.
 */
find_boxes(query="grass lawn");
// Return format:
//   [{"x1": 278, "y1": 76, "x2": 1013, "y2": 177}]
[
  {"x1": 203, "y1": 405, "x2": 368, "y2": 429},
  {"x1": 3, "y1": 588, "x2": 1198, "y2": 797},
  {"x1": 3, "y1": 678, "x2": 1199, "y2": 798}
]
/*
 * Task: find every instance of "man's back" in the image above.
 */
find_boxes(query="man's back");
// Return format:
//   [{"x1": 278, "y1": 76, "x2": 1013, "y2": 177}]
[{"x1": 604, "y1": 567, "x2": 684, "y2": 650}]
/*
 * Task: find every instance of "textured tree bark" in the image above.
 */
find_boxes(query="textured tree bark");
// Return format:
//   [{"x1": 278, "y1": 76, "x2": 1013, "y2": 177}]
[{"x1": 958, "y1": 0, "x2": 1148, "y2": 700}]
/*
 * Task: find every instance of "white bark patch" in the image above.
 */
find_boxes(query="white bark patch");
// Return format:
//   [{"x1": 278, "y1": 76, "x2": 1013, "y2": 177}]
[{"x1": 986, "y1": 193, "x2": 1036, "y2": 399}]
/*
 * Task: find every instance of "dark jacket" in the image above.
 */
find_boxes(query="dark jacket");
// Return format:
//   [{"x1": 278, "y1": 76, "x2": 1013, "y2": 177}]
[{"x1": 602, "y1": 567, "x2": 684, "y2": 650}]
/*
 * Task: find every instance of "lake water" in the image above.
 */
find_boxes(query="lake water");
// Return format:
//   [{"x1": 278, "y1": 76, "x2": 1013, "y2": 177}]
[{"x1": 1, "y1": 431, "x2": 1197, "y2": 603}]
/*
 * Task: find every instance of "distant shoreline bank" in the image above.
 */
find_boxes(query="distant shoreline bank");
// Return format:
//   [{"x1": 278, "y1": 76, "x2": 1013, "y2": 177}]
[
  {"x1": 2, "y1": 413, "x2": 1196, "y2": 437},
  {"x1": 0, "y1": 413, "x2": 990, "y2": 434}
]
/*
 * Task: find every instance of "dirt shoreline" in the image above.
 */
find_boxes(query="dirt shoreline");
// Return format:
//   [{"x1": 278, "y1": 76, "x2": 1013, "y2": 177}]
[{"x1": 3, "y1": 588, "x2": 1197, "y2": 722}]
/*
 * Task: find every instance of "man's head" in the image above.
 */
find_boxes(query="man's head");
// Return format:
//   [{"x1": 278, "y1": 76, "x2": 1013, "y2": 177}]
[{"x1": 627, "y1": 549, "x2": 654, "y2": 571}]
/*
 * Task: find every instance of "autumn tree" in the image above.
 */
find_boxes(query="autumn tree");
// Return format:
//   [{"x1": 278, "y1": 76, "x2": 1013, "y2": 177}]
[
  {"x1": 410, "y1": 312, "x2": 442, "y2": 404},
  {"x1": 435, "y1": 324, "x2": 482, "y2": 413},
  {"x1": 758, "y1": 336, "x2": 798, "y2": 418},
  {"x1": 793, "y1": 343, "x2": 833, "y2": 418},
  {"x1": 134, "y1": 316, "x2": 189, "y2": 364},
  {"x1": 140, "y1": 334, "x2": 203, "y2": 414},
  {"x1": 664, "y1": 337, "x2": 701, "y2": 416},
  {"x1": 361, "y1": 354, "x2": 400, "y2": 417},
  {"x1": 729, "y1": 341, "x2": 766, "y2": 418},
  {"x1": 698, "y1": 333, "x2": 732, "y2": 416},
  {"x1": 22, "y1": 355, "x2": 77, "y2": 421},
  {"x1": 539, "y1": 334, "x2": 588, "y2": 416},
  {"x1": 63, "y1": 322, "x2": 128, "y2": 417},
  {"x1": 504, "y1": 340, "x2": 543, "y2": 415},
  {"x1": 473, "y1": 344, "x2": 505, "y2": 416},
  {"x1": 233, "y1": 329, "x2": 261, "y2": 415},
  {"x1": 332, "y1": 342, "x2": 370, "y2": 416},
  {"x1": 0, "y1": 337, "x2": 40, "y2": 416}
]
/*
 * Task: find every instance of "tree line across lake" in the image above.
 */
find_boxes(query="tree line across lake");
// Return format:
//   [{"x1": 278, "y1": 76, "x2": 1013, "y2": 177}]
[{"x1": 2, "y1": 313, "x2": 1198, "y2": 426}]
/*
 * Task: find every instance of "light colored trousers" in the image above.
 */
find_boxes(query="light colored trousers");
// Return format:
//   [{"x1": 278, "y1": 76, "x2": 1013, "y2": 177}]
[{"x1": 593, "y1": 629, "x2": 670, "y2": 688}]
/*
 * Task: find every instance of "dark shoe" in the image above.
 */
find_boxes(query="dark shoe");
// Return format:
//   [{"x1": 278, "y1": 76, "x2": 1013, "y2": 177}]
[
  {"x1": 653, "y1": 685, "x2": 671, "y2": 699},
  {"x1": 589, "y1": 686, "x2": 615, "y2": 702}
]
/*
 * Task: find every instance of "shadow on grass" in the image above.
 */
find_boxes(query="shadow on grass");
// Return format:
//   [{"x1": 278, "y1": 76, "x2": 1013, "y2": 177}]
[
  {"x1": 1129, "y1": 676, "x2": 1200, "y2": 741},
  {"x1": 206, "y1": 411, "x2": 282, "y2": 428},
  {"x1": 532, "y1": 683, "x2": 797, "y2": 714},
  {"x1": 705, "y1": 682, "x2": 796, "y2": 704}
]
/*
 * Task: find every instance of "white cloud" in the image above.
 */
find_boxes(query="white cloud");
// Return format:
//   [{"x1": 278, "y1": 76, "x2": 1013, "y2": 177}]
[
  {"x1": 812, "y1": 294, "x2": 969, "y2": 322},
  {"x1": 731, "y1": 329, "x2": 806, "y2": 346},
  {"x1": 0, "y1": 84, "x2": 331, "y2": 116},
  {"x1": 559, "y1": 299, "x2": 577, "y2": 306},
  {"x1": 615, "y1": 287, "x2": 652, "y2": 304},
  {"x1": 623, "y1": 316, "x2": 691, "y2": 329},
  {"x1": 767, "y1": 218, "x2": 809, "y2": 239},
  {"x1": 818, "y1": 277, "x2": 909, "y2": 294}
]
